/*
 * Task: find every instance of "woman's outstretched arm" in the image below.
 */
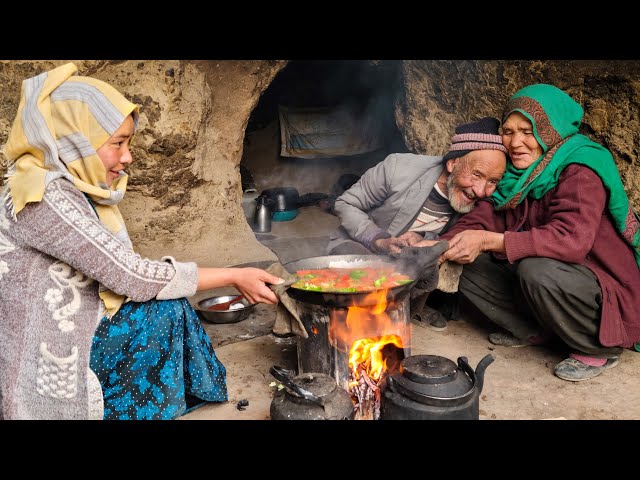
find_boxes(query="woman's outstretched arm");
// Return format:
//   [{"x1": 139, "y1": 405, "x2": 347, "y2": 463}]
[{"x1": 197, "y1": 267, "x2": 283, "y2": 304}]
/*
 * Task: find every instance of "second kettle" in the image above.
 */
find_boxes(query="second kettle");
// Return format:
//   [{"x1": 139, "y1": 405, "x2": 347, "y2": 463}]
[{"x1": 252, "y1": 195, "x2": 272, "y2": 233}]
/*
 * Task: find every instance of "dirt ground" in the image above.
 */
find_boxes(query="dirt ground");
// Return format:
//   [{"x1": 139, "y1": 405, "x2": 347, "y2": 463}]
[
  {"x1": 181, "y1": 304, "x2": 640, "y2": 421},
  {"x1": 180, "y1": 206, "x2": 640, "y2": 421}
]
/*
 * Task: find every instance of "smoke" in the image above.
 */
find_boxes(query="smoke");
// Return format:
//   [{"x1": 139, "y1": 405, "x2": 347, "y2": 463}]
[{"x1": 242, "y1": 61, "x2": 404, "y2": 195}]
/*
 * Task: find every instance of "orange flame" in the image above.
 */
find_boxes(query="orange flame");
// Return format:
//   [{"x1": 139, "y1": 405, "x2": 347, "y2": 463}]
[
  {"x1": 331, "y1": 291, "x2": 389, "y2": 345},
  {"x1": 349, "y1": 334, "x2": 403, "y2": 381},
  {"x1": 328, "y1": 288, "x2": 410, "y2": 383}
]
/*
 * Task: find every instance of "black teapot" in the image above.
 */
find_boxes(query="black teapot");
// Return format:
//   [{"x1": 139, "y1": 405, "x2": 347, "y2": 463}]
[
  {"x1": 269, "y1": 366, "x2": 354, "y2": 420},
  {"x1": 381, "y1": 354, "x2": 494, "y2": 420}
]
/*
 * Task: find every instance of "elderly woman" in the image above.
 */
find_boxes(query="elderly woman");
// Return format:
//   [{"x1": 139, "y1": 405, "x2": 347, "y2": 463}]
[
  {"x1": 438, "y1": 83, "x2": 640, "y2": 382},
  {"x1": 0, "y1": 63, "x2": 283, "y2": 419}
]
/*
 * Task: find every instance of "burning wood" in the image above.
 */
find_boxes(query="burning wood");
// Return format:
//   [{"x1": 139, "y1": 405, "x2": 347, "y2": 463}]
[
  {"x1": 350, "y1": 363, "x2": 384, "y2": 420},
  {"x1": 347, "y1": 334, "x2": 404, "y2": 420}
]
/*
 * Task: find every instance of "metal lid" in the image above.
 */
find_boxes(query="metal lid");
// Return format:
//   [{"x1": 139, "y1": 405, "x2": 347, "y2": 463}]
[
  {"x1": 399, "y1": 355, "x2": 458, "y2": 385},
  {"x1": 285, "y1": 373, "x2": 337, "y2": 400},
  {"x1": 270, "y1": 371, "x2": 355, "y2": 420},
  {"x1": 388, "y1": 355, "x2": 475, "y2": 405}
]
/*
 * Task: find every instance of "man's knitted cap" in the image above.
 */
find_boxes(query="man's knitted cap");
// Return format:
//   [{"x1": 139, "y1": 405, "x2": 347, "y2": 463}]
[{"x1": 442, "y1": 116, "x2": 508, "y2": 162}]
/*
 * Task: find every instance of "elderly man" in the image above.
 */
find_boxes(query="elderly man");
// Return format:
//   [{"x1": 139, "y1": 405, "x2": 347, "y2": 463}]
[{"x1": 326, "y1": 117, "x2": 507, "y2": 330}]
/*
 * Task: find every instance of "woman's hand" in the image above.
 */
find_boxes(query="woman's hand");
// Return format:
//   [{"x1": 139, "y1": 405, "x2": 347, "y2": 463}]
[
  {"x1": 197, "y1": 267, "x2": 283, "y2": 304},
  {"x1": 373, "y1": 237, "x2": 406, "y2": 254},
  {"x1": 411, "y1": 239, "x2": 449, "y2": 265},
  {"x1": 413, "y1": 239, "x2": 440, "y2": 248},
  {"x1": 397, "y1": 231, "x2": 424, "y2": 246},
  {"x1": 374, "y1": 232, "x2": 424, "y2": 253},
  {"x1": 441, "y1": 230, "x2": 505, "y2": 264},
  {"x1": 230, "y1": 267, "x2": 283, "y2": 305}
]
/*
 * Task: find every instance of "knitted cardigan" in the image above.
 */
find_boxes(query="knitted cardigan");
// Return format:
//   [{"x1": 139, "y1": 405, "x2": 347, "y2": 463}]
[{"x1": 0, "y1": 178, "x2": 198, "y2": 419}]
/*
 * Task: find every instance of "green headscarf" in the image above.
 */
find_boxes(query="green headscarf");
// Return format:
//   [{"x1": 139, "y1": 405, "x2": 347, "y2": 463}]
[{"x1": 492, "y1": 83, "x2": 640, "y2": 268}]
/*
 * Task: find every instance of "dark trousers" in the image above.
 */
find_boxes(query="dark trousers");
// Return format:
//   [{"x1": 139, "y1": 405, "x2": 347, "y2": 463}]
[{"x1": 459, "y1": 253, "x2": 622, "y2": 359}]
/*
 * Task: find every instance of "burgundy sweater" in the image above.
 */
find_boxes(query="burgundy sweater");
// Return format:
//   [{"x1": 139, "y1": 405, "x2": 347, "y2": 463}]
[{"x1": 441, "y1": 164, "x2": 640, "y2": 348}]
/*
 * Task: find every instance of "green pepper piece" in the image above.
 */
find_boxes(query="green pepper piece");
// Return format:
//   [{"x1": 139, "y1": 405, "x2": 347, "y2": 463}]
[
  {"x1": 300, "y1": 284, "x2": 322, "y2": 291},
  {"x1": 349, "y1": 269, "x2": 367, "y2": 280},
  {"x1": 373, "y1": 276, "x2": 387, "y2": 288}
]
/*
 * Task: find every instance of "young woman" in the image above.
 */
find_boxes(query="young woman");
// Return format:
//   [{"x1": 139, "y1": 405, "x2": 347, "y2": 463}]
[{"x1": 0, "y1": 63, "x2": 283, "y2": 419}]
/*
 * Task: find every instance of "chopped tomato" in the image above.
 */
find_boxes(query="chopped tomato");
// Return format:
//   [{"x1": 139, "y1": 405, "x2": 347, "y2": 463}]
[{"x1": 291, "y1": 266, "x2": 413, "y2": 293}]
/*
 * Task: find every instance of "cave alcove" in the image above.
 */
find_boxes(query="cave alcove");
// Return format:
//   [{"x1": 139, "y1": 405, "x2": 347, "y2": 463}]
[{"x1": 240, "y1": 60, "x2": 407, "y2": 203}]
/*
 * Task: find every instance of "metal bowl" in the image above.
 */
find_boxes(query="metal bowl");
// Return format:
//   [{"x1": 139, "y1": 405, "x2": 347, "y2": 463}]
[{"x1": 196, "y1": 295, "x2": 255, "y2": 324}]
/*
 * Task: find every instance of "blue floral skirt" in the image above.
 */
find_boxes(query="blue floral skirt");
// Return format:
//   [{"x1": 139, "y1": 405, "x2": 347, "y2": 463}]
[{"x1": 89, "y1": 298, "x2": 227, "y2": 420}]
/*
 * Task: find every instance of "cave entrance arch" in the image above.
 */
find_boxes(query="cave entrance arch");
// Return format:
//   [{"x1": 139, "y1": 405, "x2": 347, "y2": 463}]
[{"x1": 240, "y1": 60, "x2": 407, "y2": 201}]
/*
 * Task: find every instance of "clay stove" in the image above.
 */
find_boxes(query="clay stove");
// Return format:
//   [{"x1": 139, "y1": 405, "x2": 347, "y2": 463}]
[{"x1": 284, "y1": 255, "x2": 414, "y2": 420}]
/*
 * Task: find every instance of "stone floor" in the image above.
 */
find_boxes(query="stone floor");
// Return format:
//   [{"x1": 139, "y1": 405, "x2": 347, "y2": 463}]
[{"x1": 180, "y1": 205, "x2": 640, "y2": 421}]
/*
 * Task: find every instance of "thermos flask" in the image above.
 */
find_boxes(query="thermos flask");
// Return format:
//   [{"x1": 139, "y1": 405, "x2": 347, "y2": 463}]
[{"x1": 253, "y1": 196, "x2": 272, "y2": 233}]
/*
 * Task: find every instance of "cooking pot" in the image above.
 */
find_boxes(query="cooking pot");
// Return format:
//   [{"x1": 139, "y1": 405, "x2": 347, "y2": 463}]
[
  {"x1": 269, "y1": 366, "x2": 354, "y2": 420},
  {"x1": 260, "y1": 187, "x2": 300, "y2": 212},
  {"x1": 381, "y1": 354, "x2": 494, "y2": 420},
  {"x1": 283, "y1": 254, "x2": 417, "y2": 308}
]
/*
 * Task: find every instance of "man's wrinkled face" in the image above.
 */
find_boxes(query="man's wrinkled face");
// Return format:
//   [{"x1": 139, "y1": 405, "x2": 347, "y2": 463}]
[{"x1": 446, "y1": 149, "x2": 507, "y2": 213}]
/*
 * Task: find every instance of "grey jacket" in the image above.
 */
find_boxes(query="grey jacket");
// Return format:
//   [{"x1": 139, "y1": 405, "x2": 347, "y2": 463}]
[
  {"x1": 327, "y1": 153, "x2": 445, "y2": 253},
  {"x1": 0, "y1": 178, "x2": 198, "y2": 419}
]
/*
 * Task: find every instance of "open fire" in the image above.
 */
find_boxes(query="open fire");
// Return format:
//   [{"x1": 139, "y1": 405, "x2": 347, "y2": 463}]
[
  {"x1": 329, "y1": 289, "x2": 410, "y2": 420},
  {"x1": 349, "y1": 334, "x2": 403, "y2": 420},
  {"x1": 288, "y1": 256, "x2": 415, "y2": 421}
]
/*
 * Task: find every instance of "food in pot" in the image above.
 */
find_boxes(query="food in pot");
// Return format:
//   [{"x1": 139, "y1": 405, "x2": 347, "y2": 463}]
[{"x1": 291, "y1": 266, "x2": 412, "y2": 293}]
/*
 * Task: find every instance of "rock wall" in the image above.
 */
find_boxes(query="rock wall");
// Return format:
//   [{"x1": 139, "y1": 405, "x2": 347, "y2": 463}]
[
  {"x1": 1, "y1": 60, "x2": 638, "y2": 270},
  {"x1": 0, "y1": 60, "x2": 286, "y2": 267},
  {"x1": 399, "y1": 60, "x2": 640, "y2": 210}
]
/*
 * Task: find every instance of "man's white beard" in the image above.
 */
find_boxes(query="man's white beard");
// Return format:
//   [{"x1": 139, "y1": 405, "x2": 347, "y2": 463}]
[{"x1": 447, "y1": 173, "x2": 476, "y2": 214}]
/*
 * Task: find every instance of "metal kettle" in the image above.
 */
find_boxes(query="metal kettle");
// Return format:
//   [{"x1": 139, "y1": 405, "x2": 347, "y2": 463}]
[
  {"x1": 269, "y1": 366, "x2": 354, "y2": 420},
  {"x1": 252, "y1": 195, "x2": 272, "y2": 233},
  {"x1": 242, "y1": 188, "x2": 259, "y2": 223},
  {"x1": 381, "y1": 354, "x2": 494, "y2": 420}
]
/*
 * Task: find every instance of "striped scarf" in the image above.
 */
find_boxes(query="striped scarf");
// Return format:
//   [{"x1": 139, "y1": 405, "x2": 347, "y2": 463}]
[{"x1": 3, "y1": 62, "x2": 139, "y2": 315}]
